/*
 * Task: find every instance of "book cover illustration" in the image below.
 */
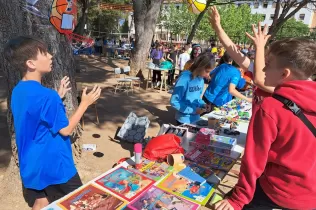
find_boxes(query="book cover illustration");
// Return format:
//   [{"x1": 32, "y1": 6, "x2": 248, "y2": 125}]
[
  {"x1": 127, "y1": 158, "x2": 173, "y2": 181},
  {"x1": 177, "y1": 166, "x2": 206, "y2": 185},
  {"x1": 194, "y1": 151, "x2": 235, "y2": 171},
  {"x1": 157, "y1": 173, "x2": 214, "y2": 205},
  {"x1": 128, "y1": 186, "x2": 199, "y2": 210},
  {"x1": 184, "y1": 147, "x2": 204, "y2": 161},
  {"x1": 184, "y1": 161, "x2": 221, "y2": 185},
  {"x1": 210, "y1": 135, "x2": 237, "y2": 150},
  {"x1": 95, "y1": 167, "x2": 155, "y2": 202},
  {"x1": 57, "y1": 184, "x2": 126, "y2": 210}
]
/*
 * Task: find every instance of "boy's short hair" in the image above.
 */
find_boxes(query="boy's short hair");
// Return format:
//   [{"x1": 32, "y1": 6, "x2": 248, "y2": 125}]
[
  {"x1": 268, "y1": 38, "x2": 316, "y2": 79},
  {"x1": 184, "y1": 45, "x2": 190, "y2": 51},
  {"x1": 4, "y1": 36, "x2": 48, "y2": 74}
]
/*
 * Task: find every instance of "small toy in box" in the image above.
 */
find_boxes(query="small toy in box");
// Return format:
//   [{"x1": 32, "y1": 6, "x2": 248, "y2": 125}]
[
  {"x1": 210, "y1": 135, "x2": 237, "y2": 150},
  {"x1": 195, "y1": 128, "x2": 215, "y2": 145}
]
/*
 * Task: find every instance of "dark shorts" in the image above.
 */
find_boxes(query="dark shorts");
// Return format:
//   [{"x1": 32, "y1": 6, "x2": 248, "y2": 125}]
[{"x1": 25, "y1": 173, "x2": 82, "y2": 204}]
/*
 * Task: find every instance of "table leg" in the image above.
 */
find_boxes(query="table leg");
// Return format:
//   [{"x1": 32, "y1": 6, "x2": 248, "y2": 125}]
[
  {"x1": 160, "y1": 71, "x2": 163, "y2": 92},
  {"x1": 147, "y1": 69, "x2": 152, "y2": 90},
  {"x1": 164, "y1": 71, "x2": 168, "y2": 92}
]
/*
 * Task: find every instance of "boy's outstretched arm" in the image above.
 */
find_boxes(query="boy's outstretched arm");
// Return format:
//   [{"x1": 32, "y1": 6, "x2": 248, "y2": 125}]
[
  {"x1": 208, "y1": 6, "x2": 251, "y2": 70},
  {"x1": 246, "y1": 23, "x2": 275, "y2": 94},
  {"x1": 59, "y1": 86, "x2": 101, "y2": 136},
  {"x1": 214, "y1": 107, "x2": 277, "y2": 210}
]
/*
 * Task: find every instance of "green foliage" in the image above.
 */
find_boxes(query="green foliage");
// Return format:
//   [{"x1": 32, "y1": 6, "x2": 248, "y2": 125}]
[
  {"x1": 276, "y1": 18, "x2": 310, "y2": 39},
  {"x1": 160, "y1": 3, "x2": 263, "y2": 42},
  {"x1": 217, "y1": 4, "x2": 263, "y2": 43},
  {"x1": 87, "y1": 0, "x2": 129, "y2": 37},
  {"x1": 195, "y1": 4, "x2": 263, "y2": 42},
  {"x1": 121, "y1": 19, "x2": 129, "y2": 33},
  {"x1": 159, "y1": 4, "x2": 196, "y2": 37}
]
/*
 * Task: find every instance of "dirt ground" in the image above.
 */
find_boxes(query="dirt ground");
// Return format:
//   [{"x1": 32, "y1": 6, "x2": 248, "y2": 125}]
[{"x1": 0, "y1": 56, "x2": 240, "y2": 210}]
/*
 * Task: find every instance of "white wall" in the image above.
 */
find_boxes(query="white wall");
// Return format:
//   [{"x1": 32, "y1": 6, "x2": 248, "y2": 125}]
[{"x1": 236, "y1": 1, "x2": 315, "y2": 27}]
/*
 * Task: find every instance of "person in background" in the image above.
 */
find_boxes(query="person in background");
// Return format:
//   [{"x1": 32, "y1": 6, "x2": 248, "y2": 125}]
[
  {"x1": 218, "y1": 45, "x2": 225, "y2": 57},
  {"x1": 151, "y1": 43, "x2": 164, "y2": 87},
  {"x1": 184, "y1": 44, "x2": 202, "y2": 70},
  {"x1": 167, "y1": 45, "x2": 177, "y2": 86},
  {"x1": 214, "y1": 26, "x2": 316, "y2": 210},
  {"x1": 203, "y1": 52, "x2": 252, "y2": 111},
  {"x1": 186, "y1": 43, "x2": 193, "y2": 55},
  {"x1": 208, "y1": 6, "x2": 274, "y2": 114},
  {"x1": 178, "y1": 45, "x2": 190, "y2": 73},
  {"x1": 170, "y1": 52, "x2": 216, "y2": 125},
  {"x1": 211, "y1": 43, "x2": 218, "y2": 55}
]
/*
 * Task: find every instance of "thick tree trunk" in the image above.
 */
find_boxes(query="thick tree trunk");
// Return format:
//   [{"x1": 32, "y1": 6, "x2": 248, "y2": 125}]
[
  {"x1": 187, "y1": 0, "x2": 212, "y2": 44},
  {"x1": 0, "y1": 0, "x2": 82, "y2": 205},
  {"x1": 130, "y1": 0, "x2": 163, "y2": 76},
  {"x1": 75, "y1": 0, "x2": 90, "y2": 35}
]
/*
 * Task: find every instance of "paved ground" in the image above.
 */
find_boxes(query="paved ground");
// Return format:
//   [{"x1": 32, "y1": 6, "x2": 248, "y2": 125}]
[{"x1": 0, "y1": 56, "x2": 241, "y2": 209}]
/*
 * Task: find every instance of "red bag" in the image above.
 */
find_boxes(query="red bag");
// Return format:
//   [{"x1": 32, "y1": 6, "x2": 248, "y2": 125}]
[{"x1": 143, "y1": 134, "x2": 184, "y2": 161}]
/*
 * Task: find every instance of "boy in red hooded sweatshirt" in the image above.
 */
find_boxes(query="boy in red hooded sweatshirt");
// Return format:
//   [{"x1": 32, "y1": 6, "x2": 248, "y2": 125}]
[{"x1": 213, "y1": 18, "x2": 316, "y2": 210}]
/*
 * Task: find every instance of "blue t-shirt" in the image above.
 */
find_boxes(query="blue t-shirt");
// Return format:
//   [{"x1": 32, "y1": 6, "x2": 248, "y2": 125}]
[
  {"x1": 204, "y1": 63, "x2": 241, "y2": 106},
  {"x1": 170, "y1": 71, "x2": 205, "y2": 123},
  {"x1": 11, "y1": 80, "x2": 77, "y2": 190}
]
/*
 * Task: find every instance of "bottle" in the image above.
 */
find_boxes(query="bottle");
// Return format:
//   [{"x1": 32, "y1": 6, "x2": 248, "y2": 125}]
[{"x1": 134, "y1": 143, "x2": 142, "y2": 169}]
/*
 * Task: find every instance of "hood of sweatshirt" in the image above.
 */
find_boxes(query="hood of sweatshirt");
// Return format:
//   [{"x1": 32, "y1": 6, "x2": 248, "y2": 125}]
[{"x1": 274, "y1": 80, "x2": 316, "y2": 113}]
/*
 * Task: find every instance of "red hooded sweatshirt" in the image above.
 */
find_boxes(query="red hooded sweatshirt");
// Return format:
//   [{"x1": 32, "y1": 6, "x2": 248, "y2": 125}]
[{"x1": 228, "y1": 80, "x2": 316, "y2": 210}]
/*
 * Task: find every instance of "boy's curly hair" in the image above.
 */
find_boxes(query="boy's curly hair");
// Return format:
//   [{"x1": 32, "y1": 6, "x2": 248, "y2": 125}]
[{"x1": 268, "y1": 38, "x2": 316, "y2": 79}]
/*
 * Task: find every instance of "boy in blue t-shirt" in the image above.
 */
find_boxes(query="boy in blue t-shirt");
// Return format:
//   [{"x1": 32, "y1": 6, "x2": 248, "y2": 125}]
[
  {"x1": 4, "y1": 36, "x2": 102, "y2": 210},
  {"x1": 203, "y1": 53, "x2": 252, "y2": 111}
]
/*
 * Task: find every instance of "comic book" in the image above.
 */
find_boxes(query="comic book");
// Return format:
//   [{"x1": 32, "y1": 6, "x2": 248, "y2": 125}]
[
  {"x1": 194, "y1": 150, "x2": 236, "y2": 171},
  {"x1": 128, "y1": 186, "x2": 199, "y2": 210},
  {"x1": 184, "y1": 160, "x2": 222, "y2": 185},
  {"x1": 95, "y1": 167, "x2": 155, "y2": 202},
  {"x1": 127, "y1": 158, "x2": 173, "y2": 181},
  {"x1": 57, "y1": 184, "x2": 127, "y2": 210},
  {"x1": 157, "y1": 173, "x2": 214, "y2": 206},
  {"x1": 177, "y1": 166, "x2": 206, "y2": 185}
]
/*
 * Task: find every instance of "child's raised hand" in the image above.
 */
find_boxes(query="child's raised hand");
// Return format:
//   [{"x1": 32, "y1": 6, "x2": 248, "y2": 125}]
[
  {"x1": 246, "y1": 22, "x2": 271, "y2": 49},
  {"x1": 81, "y1": 85, "x2": 102, "y2": 107},
  {"x1": 58, "y1": 76, "x2": 71, "y2": 99},
  {"x1": 208, "y1": 6, "x2": 221, "y2": 29}
]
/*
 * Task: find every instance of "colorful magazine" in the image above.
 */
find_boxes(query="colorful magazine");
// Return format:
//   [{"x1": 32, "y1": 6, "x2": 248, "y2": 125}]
[
  {"x1": 184, "y1": 160, "x2": 221, "y2": 185},
  {"x1": 127, "y1": 158, "x2": 173, "y2": 181},
  {"x1": 95, "y1": 167, "x2": 155, "y2": 202},
  {"x1": 194, "y1": 151, "x2": 235, "y2": 171},
  {"x1": 177, "y1": 166, "x2": 206, "y2": 185},
  {"x1": 128, "y1": 186, "x2": 199, "y2": 210},
  {"x1": 57, "y1": 184, "x2": 126, "y2": 210},
  {"x1": 157, "y1": 173, "x2": 214, "y2": 205},
  {"x1": 185, "y1": 147, "x2": 235, "y2": 171}
]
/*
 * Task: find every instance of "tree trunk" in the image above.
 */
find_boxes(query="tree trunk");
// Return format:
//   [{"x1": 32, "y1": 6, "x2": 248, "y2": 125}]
[
  {"x1": 75, "y1": 0, "x2": 90, "y2": 35},
  {"x1": 268, "y1": 0, "x2": 309, "y2": 40},
  {"x1": 0, "y1": 0, "x2": 82, "y2": 204},
  {"x1": 187, "y1": 0, "x2": 212, "y2": 44},
  {"x1": 130, "y1": 0, "x2": 163, "y2": 76}
]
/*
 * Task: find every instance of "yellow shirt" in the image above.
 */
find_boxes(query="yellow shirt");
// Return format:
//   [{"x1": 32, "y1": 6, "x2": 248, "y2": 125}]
[
  {"x1": 211, "y1": 47, "x2": 218, "y2": 54},
  {"x1": 219, "y1": 48, "x2": 225, "y2": 57}
]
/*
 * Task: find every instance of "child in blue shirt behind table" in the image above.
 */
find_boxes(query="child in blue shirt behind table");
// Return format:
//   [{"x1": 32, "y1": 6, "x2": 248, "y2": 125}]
[
  {"x1": 4, "y1": 36, "x2": 102, "y2": 210},
  {"x1": 203, "y1": 52, "x2": 252, "y2": 111},
  {"x1": 170, "y1": 52, "x2": 216, "y2": 125}
]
